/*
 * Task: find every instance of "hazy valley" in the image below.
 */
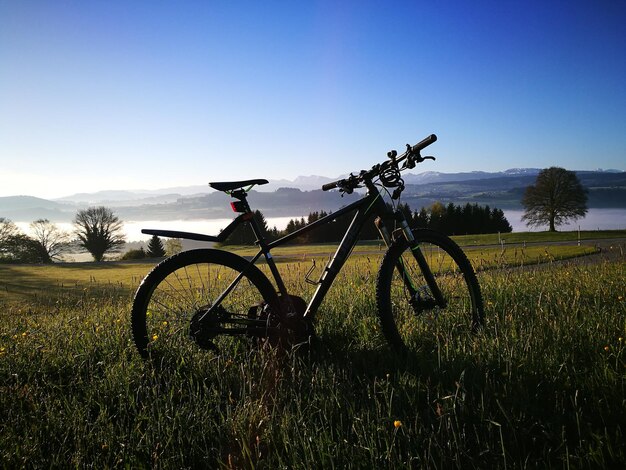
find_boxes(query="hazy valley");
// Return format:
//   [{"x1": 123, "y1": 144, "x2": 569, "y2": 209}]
[{"x1": 2, "y1": 169, "x2": 625, "y2": 223}]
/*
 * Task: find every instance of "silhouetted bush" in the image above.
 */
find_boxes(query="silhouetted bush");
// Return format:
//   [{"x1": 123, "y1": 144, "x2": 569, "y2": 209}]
[{"x1": 120, "y1": 248, "x2": 147, "y2": 260}]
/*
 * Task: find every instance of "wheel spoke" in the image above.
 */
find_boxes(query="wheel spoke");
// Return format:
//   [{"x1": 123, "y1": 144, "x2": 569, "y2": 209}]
[
  {"x1": 131, "y1": 249, "x2": 276, "y2": 359},
  {"x1": 376, "y1": 230, "x2": 483, "y2": 352}
]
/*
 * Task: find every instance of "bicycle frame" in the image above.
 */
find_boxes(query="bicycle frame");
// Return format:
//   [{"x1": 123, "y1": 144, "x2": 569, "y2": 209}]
[
  {"x1": 143, "y1": 188, "x2": 388, "y2": 319},
  {"x1": 142, "y1": 180, "x2": 444, "y2": 325},
  {"x1": 269, "y1": 191, "x2": 387, "y2": 321}
]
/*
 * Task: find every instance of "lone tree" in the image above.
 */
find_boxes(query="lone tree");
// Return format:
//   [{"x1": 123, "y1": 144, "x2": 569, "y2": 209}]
[
  {"x1": 74, "y1": 206, "x2": 126, "y2": 261},
  {"x1": 29, "y1": 219, "x2": 71, "y2": 263},
  {"x1": 522, "y1": 167, "x2": 588, "y2": 232},
  {"x1": 0, "y1": 218, "x2": 40, "y2": 263},
  {"x1": 0, "y1": 218, "x2": 32, "y2": 262},
  {"x1": 0, "y1": 218, "x2": 20, "y2": 251},
  {"x1": 146, "y1": 235, "x2": 166, "y2": 258}
]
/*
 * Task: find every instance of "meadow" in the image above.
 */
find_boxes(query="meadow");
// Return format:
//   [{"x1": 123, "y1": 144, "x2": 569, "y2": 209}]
[{"x1": 1, "y1": 238, "x2": 625, "y2": 468}]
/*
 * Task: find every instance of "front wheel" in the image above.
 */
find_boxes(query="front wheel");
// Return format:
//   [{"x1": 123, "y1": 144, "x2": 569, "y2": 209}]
[
  {"x1": 376, "y1": 229, "x2": 483, "y2": 353},
  {"x1": 131, "y1": 249, "x2": 279, "y2": 360}
]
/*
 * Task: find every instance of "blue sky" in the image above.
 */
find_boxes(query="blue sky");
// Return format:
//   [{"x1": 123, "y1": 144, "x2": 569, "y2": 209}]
[{"x1": 1, "y1": 0, "x2": 625, "y2": 198}]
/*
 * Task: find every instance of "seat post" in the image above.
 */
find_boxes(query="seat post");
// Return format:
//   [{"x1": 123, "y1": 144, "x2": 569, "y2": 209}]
[
  {"x1": 230, "y1": 189, "x2": 247, "y2": 200},
  {"x1": 228, "y1": 189, "x2": 252, "y2": 214}
]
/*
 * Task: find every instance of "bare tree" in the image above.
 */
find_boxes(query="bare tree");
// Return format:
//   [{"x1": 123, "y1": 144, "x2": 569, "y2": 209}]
[
  {"x1": 74, "y1": 207, "x2": 126, "y2": 261},
  {"x1": 0, "y1": 218, "x2": 21, "y2": 260},
  {"x1": 29, "y1": 219, "x2": 71, "y2": 263},
  {"x1": 0, "y1": 218, "x2": 38, "y2": 263},
  {"x1": 0, "y1": 218, "x2": 20, "y2": 247}
]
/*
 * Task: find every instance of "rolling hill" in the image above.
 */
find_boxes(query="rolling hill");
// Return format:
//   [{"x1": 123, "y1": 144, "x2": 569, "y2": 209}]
[{"x1": 2, "y1": 169, "x2": 624, "y2": 222}]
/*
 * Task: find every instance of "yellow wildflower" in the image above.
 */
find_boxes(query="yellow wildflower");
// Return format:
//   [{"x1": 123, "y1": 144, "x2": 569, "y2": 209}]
[
  {"x1": 394, "y1": 420, "x2": 402, "y2": 428},
  {"x1": 152, "y1": 334, "x2": 159, "y2": 341}
]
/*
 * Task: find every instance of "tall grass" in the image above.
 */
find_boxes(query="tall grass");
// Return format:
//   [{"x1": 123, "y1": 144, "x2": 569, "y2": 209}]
[{"x1": 1, "y1": 254, "x2": 625, "y2": 468}]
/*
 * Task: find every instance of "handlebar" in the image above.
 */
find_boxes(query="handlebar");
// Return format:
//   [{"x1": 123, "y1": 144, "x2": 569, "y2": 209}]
[
  {"x1": 321, "y1": 134, "x2": 437, "y2": 192},
  {"x1": 412, "y1": 134, "x2": 437, "y2": 153},
  {"x1": 321, "y1": 180, "x2": 340, "y2": 192}
]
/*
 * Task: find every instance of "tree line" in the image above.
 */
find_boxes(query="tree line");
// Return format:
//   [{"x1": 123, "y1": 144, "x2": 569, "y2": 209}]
[
  {"x1": 222, "y1": 201, "x2": 512, "y2": 246},
  {"x1": 220, "y1": 209, "x2": 378, "y2": 246},
  {"x1": 0, "y1": 207, "x2": 131, "y2": 264},
  {"x1": 402, "y1": 202, "x2": 512, "y2": 235}
]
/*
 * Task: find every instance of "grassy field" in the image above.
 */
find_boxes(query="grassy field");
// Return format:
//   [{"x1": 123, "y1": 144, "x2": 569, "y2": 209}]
[
  {"x1": 0, "y1": 242, "x2": 600, "y2": 307},
  {"x1": 450, "y1": 229, "x2": 626, "y2": 247},
  {"x1": 1, "y1": 239, "x2": 625, "y2": 468}
]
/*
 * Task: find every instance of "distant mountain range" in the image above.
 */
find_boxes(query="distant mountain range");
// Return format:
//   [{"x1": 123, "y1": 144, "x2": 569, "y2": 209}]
[{"x1": 2, "y1": 169, "x2": 624, "y2": 222}]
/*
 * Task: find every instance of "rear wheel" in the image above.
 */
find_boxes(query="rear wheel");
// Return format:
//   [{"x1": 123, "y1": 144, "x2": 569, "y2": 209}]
[
  {"x1": 376, "y1": 229, "x2": 483, "y2": 353},
  {"x1": 131, "y1": 249, "x2": 279, "y2": 359}
]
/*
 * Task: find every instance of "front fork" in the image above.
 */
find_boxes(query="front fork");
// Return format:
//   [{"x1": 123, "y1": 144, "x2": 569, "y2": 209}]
[{"x1": 375, "y1": 213, "x2": 446, "y2": 311}]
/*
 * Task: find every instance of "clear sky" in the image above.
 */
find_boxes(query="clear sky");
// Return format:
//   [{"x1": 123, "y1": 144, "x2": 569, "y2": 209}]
[{"x1": 1, "y1": 0, "x2": 625, "y2": 199}]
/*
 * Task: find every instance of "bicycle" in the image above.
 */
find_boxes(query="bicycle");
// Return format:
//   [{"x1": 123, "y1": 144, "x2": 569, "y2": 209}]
[{"x1": 131, "y1": 134, "x2": 484, "y2": 359}]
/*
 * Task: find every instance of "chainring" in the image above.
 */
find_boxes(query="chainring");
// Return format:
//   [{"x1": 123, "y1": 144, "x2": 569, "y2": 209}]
[
  {"x1": 248, "y1": 294, "x2": 312, "y2": 346},
  {"x1": 189, "y1": 304, "x2": 227, "y2": 351}
]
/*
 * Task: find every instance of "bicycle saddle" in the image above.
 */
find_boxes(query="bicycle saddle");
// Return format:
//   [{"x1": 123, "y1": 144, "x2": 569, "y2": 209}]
[{"x1": 209, "y1": 179, "x2": 269, "y2": 192}]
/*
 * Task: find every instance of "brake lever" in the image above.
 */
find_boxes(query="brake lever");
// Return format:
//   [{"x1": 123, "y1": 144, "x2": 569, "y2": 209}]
[
  {"x1": 338, "y1": 173, "x2": 361, "y2": 195},
  {"x1": 339, "y1": 186, "x2": 354, "y2": 196},
  {"x1": 411, "y1": 155, "x2": 436, "y2": 165}
]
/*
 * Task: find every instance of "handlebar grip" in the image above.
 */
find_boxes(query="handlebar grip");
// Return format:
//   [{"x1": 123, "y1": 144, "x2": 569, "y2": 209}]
[
  {"x1": 412, "y1": 134, "x2": 437, "y2": 153},
  {"x1": 322, "y1": 181, "x2": 339, "y2": 191}
]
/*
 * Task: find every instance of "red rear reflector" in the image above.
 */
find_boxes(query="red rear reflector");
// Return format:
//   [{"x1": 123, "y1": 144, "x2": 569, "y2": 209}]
[{"x1": 230, "y1": 201, "x2": 247, "y2": 213}]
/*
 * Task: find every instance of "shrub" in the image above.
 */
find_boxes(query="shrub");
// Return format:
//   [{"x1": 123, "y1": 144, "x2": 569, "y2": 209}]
[{"x1": 120, "y1": 248, "x2": 147, "y2": 260}]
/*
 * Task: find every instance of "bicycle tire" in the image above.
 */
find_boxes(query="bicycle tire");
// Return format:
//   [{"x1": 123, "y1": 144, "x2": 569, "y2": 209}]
[
  {"x1": 376, "y1": 229, "x2": 484, "y2": 353},
  {"x1": 131, "y1": 249, "x2": 279, "y2": 359}
]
